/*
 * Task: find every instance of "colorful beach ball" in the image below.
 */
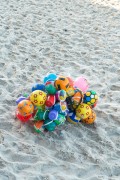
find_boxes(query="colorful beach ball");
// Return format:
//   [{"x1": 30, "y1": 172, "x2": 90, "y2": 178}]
[
  {"x1": 56, "y1": 90, "x2": 67, "y2": 102},
  {"x1": 67, "y1": 112, "x2": 81, "y2": 124},
  {"x1": 30, "y1": 90, "x2": 47, "y2": 107},
  {"x1": 66, "y1": 86, "x2": 75, "y2": 96},
  {"x1": 76, "y1": 103, "x2": 92, "y2": 119},
  {"x1": 34, "y1": 120, "x2": 44, "y2": 133},
  {"x1": 74, "y1": 76, "x2": 89, "y2": 93},
  {"x1": 17, "y1": 100, "x2": 34, "y2": 116},
  {"x1": 43, "y1": 119, "x2": 56, "y2": 131},
  {"x1": 43, "y1": 73, "x2": 57, "y2": 84},
  {"x1": 72, "y1": 88, "x2": 84, "y2": 107},
  {"x1": 54, "y1": 76, "x2": 70, "y2": 91},
  {"x1": 81, "y1": 110, "x2": 96, "y2": 124},
  {"x1": 32, "y1": 84, "x2": 45, "y2": 92},
  {"x1": 83, "y1": 90, "x2": 98, "y2": 106}
]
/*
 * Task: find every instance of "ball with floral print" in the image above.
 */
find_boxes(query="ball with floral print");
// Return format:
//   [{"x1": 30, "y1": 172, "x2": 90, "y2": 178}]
[
  {"x1": 30, "y1": 90, "x2": 47, "y2": 107},
  {"x1": 81, "y1": 109, "x2": 96, "y2": 124},
  {"x1": 76, "y1": 103, "x2": 92, "y2": 119}
]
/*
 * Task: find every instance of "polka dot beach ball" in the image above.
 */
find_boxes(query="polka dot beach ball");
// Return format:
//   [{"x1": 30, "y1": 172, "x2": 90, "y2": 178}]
[
  {"x1": 30, "y1": 90, "x2": 47, "y2": 107},
  {"x1": 76, "y1": 103, "x2": 92, "y2": 119},
  {"x1": 82, "y1": 110, "x2": 96, "y2": 124},
  {"x1": 83, "y1": 90, "x2": 98, "y2": 106}
]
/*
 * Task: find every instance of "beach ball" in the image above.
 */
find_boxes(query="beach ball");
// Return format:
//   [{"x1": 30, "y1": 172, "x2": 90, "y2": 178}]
[
  {"x1": 17, "y1": 100, "x2": 34, "y2": 116},
  {"x1": 56, "y1": 90, "x2": 67, "y2": 102},
  {"x1": 60, "y1": 101, "x2": 68, "y2": 112},
  {"x1": 30, "y1": 90, "x2": 47, "y2": 107},
  {"x1": 74, "y1": 76, "x2": 89, "y2": 93},
  {"x1": 82, "y1": 110, "x2": 96, "y2": 124},
  {"x1": 66, "y1": 96, "x2": 74, "y2": 111},
  {"x1": 16, "y1": 96, "x2": 26, "y2": 104},
  {"x1": 37, "y1": 104, "x2": 46, "y2": 111},
  {"x1": 16, "y1": 109, "x2": 32, "y2": 123},
  {"x1": 83, "y1": 90, "x2": 98, "y2": 106},
  {"x1": 32, "y1": 84, "x2": 45, "y2": 92},
  {"x1": 45, "y1": 95, "x2": 56, "y2": 108},
  {"x1": 72, "y1": 88, "x2": 84, "y2": 107},
  {"x1": 67, "y1": 112, "x2": 81, "y2": 125},
  {"x1": 34, "y1": 120, "x2": 44, "y2": 133},
  {"x1": 53, "y1": 102, "x2": 68, "y2": 116},
  {"x1": 76, "y1": 103, "x2": 92, "y2": 119},
  {"x1": 54, "y1": 76, "x2": 70, "y2": 91},
  {"x1": 66, "y1": 86, "x2": 75, "y2": 96},
  {"x1": 44, "y1": 73, "x2": 57, "y2": 84},
  {"x1": 34, "y1": 109, "x2": 45, "y2": 121},
  {"x1": 45, "y1": 84, "x2": 57, "y2": 95},
  {"x1": 43, "y1": 119, "x2": 56, "y2": 131}
]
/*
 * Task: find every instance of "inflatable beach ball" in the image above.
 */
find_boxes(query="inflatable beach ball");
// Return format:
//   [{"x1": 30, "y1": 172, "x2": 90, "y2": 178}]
[
  {"x1": 56, "y1": 90, "x2": 67, "y2": 102},
  {"x1": 54, "y1": 76, "x2": 70, "y2": 91},
  {"x1": 32, "y1": 84, "x2": 45, "y2": 92},
  {"x1": 82, "y1": 110, "x2": 96, "y2": 124},
  {"x1": 16, "y1": 108, "x2": 32, "y2": 123},
  {"x1": 17, "y1": 100, "x2": 34, "y2": 116},
  {"x1": 34, "y1": 120, "x2": 44, "y2": 133},
  {"x1": 72, "y1": 88, "x2": 84, "y2": 106},
  {"x1": 66, "y1": 86, "x2": 75, "y2": 97},
  {"x1": 30, "y1": 90, "x2": 47, "y2": 106},
  {"x1": 43, "y1": 119, "x2": 56, "y2": 132},
  {"x1": 83, "y1": 90, "x2": 98, "y2": 106},
  {"x1": 67, "y1": 112, "x2": 81, "y2": 125},
  {"x1": 76, "y1": 103, "x2": 92, "y2": 119},
  {"x1": 43, "y1": 73, "x2": 57, "y2": 84},
  {"x1": 74, "y1": 76, "x2": 89, "y2": 93}
]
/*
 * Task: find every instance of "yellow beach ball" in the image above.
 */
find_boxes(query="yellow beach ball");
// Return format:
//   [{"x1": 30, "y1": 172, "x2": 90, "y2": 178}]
[
  {"x1": 82, "y1": 110, "x2": 96, "y2": 124},
  {"x1": 76, "y1": 103, "x2": 92, "y2": 119},
  {"x1": 30, "y1": 90, "x2": 47, "y2": 107}
]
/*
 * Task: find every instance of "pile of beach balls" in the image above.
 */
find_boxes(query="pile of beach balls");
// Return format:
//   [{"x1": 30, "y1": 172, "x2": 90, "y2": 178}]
[{"x1": 15, "y1": 73, "x2": 98, "y2": 133}]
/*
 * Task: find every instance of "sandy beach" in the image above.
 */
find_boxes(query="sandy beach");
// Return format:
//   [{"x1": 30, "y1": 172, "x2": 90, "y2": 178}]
[{"x1": 0, "y1": 0, "x2": 120, "y2": 179}]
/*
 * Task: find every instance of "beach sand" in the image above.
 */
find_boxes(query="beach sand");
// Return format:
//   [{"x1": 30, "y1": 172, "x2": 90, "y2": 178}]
[{"x1": 0, "y1": 0, "x2": 120, "y2": 179}]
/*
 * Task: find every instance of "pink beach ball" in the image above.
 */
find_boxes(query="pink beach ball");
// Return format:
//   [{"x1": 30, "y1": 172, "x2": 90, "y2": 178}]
[{"x1": 73, "y1": 76, "x2": 89, "y2": 93}]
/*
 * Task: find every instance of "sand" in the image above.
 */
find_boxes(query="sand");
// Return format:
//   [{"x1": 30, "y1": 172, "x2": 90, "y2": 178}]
[{"x1": 0, "y1": 0, "x2": 120, "y2": 179}]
